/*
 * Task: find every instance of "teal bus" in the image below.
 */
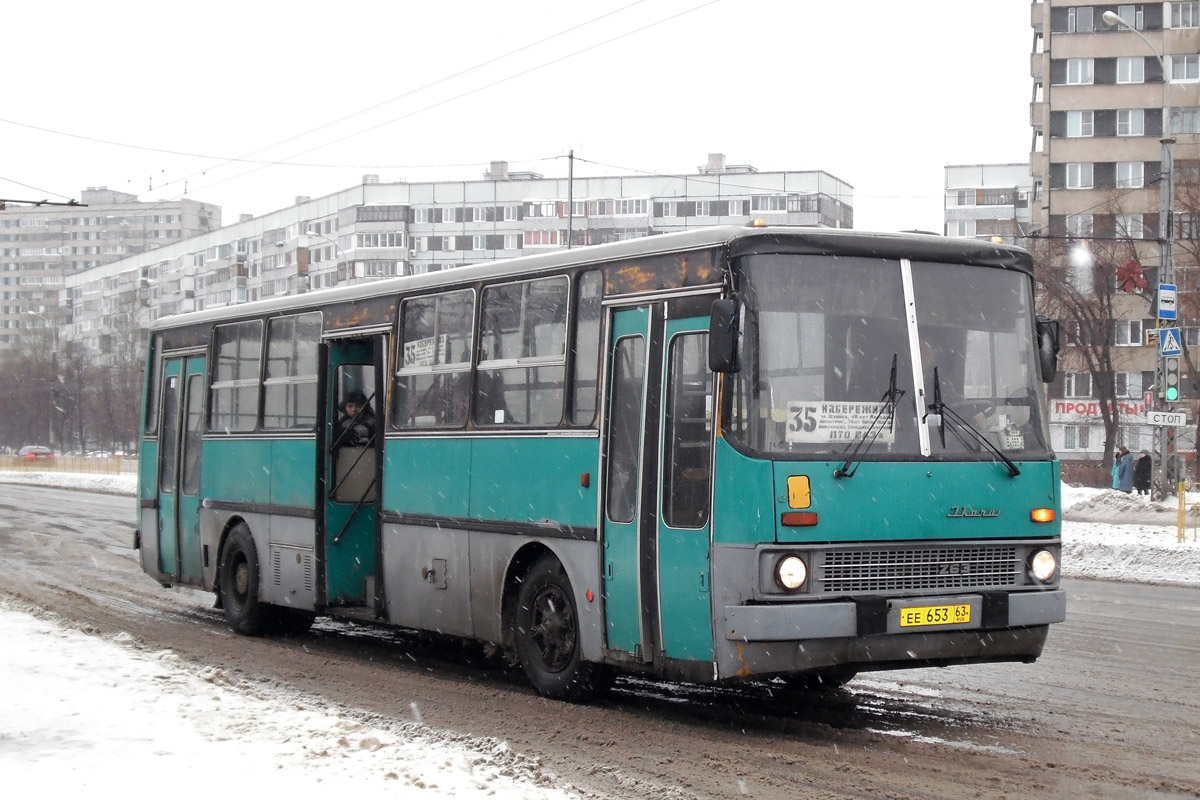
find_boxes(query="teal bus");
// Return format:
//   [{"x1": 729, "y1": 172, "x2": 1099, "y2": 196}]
[{"x1": 135, "y1": 224, "x2": 1065, "y2": 700}]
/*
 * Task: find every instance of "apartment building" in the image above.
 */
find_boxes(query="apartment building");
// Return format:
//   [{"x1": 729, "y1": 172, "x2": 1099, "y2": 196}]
[
  {"x1": 944, "y1": 163, "x2": 1034, "y2": 243},
  {"x1": 1030, "y1": 1, "x2": 1200, "y2": 462},
  {"x1": 63, "y1": 156, "x2": 853, "y2": 363},
  {"x1": 0, "y1": 188, "x2": 220, "y2": 347}
]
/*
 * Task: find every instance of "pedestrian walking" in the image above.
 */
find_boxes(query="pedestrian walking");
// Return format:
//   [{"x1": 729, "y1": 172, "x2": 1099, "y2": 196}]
[
  {"x1": 1133, "y1": 450, "x2": 1152, "y2": 496},
  {"x1": 1115, "y1": 446, "x2": 1134, "y2": 493}
]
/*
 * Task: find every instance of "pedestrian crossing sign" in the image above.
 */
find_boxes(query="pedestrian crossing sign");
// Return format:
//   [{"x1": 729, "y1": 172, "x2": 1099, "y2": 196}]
[{"x1": 1160, "y1": 327, "x2": 1182, "y2": 357}]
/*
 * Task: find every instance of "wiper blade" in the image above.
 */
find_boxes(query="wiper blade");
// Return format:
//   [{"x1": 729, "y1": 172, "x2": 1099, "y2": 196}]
[
  {"x1": 925, "y1": 368, "x2": 1020, "y2": 478},
  {"x1": 834, "y1": 354, "x2": 905, "y2": 479}
]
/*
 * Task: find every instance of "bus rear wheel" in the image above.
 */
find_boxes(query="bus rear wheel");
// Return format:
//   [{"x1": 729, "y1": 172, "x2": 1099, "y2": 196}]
[
  {"x1": 218, "y1": 524, "x2": 269, "y2": 636},
  {"x1": 514, "y1": 554, "x2": 608, "y2": 702}
]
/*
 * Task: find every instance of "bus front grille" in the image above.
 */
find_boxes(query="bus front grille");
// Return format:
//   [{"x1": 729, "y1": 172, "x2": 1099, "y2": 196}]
[{"x1": 817, "y1": 545, "x2": 1022, "y2": 594}]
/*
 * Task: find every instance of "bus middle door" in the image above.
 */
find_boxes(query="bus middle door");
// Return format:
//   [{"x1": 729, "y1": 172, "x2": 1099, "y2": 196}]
[{"x1": 320, "y1": 337, "x2": 383, "y2": 612}]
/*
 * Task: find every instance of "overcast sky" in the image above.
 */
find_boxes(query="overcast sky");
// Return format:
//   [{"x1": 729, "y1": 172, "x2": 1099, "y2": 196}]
[{"x1": 0, "y1": 0, "x2": 1031, "y2": 233}]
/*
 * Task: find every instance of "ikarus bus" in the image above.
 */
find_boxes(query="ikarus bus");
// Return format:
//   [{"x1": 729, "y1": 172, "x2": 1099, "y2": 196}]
[{"x1": 136, "y1": 224, "x2": 1065, "y2": 700}]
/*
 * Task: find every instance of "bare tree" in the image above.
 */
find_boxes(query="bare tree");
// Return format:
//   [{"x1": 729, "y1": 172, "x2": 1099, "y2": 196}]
[{"x1": 1031, "y1": 232, "x2": 1152, "y2": 480}]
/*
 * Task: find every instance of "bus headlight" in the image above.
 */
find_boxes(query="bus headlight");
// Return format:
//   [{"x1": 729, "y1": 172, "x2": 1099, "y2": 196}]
[
  {"x1": 1029, "y1": 549, "x2": 1058, "y2": 583},
  {"x1": 775, "y1": 555, "x2": 808, "y2": 591}
]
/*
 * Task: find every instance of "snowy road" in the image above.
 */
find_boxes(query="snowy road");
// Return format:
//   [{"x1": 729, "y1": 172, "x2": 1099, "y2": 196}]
[{"x1": 0, "y1": 482, "x2": 1197, "y2": 798}]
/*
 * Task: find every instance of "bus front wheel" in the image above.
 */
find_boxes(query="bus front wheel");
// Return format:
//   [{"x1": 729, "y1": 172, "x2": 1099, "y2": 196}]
[
  {"x1": 514, "y1": 554, "x2": 608, "y2": 702},
  {"x1": 218, "y1": 523, "x2": 269, "y2": 636}
]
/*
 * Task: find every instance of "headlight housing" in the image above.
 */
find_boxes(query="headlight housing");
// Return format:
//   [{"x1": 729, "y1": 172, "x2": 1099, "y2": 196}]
[
  {"x1": 775, "y1": 555, "x2": 808, "y2": 591},
  {"x1": 1029, "y1": 549, "x2": 1058, "y2": 583}
]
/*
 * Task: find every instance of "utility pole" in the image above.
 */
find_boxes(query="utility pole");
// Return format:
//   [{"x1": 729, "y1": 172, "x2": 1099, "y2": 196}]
[{"x1": 567, "y1": 149, "x2": 574, "y2": 250}]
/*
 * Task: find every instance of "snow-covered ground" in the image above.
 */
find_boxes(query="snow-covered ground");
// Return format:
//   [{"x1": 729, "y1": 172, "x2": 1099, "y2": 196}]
[{"x1": 1, "y1": 469, "x2": 1197, "y2": 793}]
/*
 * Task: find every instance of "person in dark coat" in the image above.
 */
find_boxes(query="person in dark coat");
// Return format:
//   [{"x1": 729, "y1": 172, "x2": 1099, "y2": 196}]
[{"x1": 1133, "y1": 450, "x2": 1153, "y2": 496}]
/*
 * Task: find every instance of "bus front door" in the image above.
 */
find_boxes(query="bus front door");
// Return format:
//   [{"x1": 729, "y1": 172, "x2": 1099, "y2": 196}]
[
  {"x1": 602, "y1": 307, "x2": 658, "y2": 661},
  {"x1": 603, "y1": 309, "x2": 715, "y2": 665},
  {"x1": 320, "y1": 337, "x2": 384, "y2": 612},
  {"x1": 156, "y1": 354, "x2": 206, "y2": 585}
]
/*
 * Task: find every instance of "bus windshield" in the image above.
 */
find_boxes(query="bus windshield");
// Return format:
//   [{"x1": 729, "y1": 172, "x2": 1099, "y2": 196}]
[{"x1": 728, "y1": 253, "x2": 1051, "y2": 460}]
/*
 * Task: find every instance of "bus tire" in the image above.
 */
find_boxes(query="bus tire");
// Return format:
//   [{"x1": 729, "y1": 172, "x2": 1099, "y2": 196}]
[
  {"x1": 514, "y1": 554, "x2": 606, "y2": 702},
  {"x1": 218, "y1": 523, "x2": 269, "y2": 636}
]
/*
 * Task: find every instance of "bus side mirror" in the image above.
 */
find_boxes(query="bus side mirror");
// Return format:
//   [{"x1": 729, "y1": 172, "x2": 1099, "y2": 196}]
[
  {"x1": 1036, "y1": 315, "x2": 1060, "y2": 383},
  {"x1": 709, "y1": 296, "x2": 742, "y2": 373}
]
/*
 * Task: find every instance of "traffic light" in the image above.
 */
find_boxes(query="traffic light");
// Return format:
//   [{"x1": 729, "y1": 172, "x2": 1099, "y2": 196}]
[{"x1": 1164, "y1": 356, "x2": 1181, "y2": 402}]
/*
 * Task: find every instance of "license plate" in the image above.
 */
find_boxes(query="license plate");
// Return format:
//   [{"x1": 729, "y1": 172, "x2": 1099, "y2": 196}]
[{"x1": 898, "y1": 603, "x2": 972, "y2": 628}]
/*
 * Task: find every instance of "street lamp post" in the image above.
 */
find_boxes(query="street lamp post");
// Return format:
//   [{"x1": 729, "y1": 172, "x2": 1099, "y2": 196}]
[{"x1": 1103, "y1": 10, "x2": 1179, "y2": 491}]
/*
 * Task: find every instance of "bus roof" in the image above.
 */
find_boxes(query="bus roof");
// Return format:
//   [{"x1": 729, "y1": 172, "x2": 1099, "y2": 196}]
[{"x1": 148, "y1": 225, "x2": 1032, "y2": 332}]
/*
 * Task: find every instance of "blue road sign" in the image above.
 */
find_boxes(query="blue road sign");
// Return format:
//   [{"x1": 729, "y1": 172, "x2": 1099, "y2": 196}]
[
  {"x1": 1158, "y1": 284, "x2": 1178, "y2": 320},
  {"x1": 1160, "y1": 326, "x2": 1182, "y2": 357}
]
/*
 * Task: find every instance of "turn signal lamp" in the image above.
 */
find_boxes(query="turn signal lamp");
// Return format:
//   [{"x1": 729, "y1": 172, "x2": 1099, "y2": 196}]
[{"x1": 1030, "y1": 508, "x2": 1056, "y2": 523}]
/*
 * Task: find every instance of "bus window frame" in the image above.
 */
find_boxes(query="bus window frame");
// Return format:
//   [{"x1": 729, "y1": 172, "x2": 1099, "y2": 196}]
[
  {"x1": 392, "y1": 287, "x2": 477, "y2": 430},
  {"x1": 208, "y1": 318, "x2": 264, "y2": 434},
  {"x1": 474, "y1": 274, "x2": 570, "y2": 428}
]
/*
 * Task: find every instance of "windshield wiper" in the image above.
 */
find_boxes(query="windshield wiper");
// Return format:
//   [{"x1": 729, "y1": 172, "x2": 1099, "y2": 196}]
[
  {"x1": 834, "y1": 354, "x2": 905, "y2": 479},
  {"x1": 926, "y1": 367, "x2": 1020, "y2": 478}
]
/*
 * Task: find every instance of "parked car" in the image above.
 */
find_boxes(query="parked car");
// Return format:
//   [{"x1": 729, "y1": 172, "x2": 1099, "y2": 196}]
[{"x1": 17, "y1": 445, "x2": 55, "y2": 460}]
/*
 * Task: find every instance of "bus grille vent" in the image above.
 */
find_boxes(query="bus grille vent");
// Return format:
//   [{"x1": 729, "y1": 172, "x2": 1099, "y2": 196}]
[{"x1": 818, "y1": 546, "x2": 1021, "y2": 593}]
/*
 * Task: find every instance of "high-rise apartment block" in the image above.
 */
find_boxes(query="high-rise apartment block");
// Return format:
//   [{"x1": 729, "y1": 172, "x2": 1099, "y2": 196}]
[
  {"x1": 62, "y1": 157, "x2": 852, "y2": 363},
  {"x1": 0, "y1": 188, "x2": 220, "y2": 347},
  {"x1": 1029, "y1": 1, "x2": 1200, "y2": 462}
]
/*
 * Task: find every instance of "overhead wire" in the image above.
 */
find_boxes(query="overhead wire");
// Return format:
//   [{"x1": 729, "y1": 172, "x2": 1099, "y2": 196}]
[{"x1": 169, "y1": 0, "x2": 723, "y2": 204}]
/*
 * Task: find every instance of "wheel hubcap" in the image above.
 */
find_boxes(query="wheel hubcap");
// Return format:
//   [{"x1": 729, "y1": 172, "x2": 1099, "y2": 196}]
[{"x1": 529, "y1": 585, "x2": 575, "y2": 672}]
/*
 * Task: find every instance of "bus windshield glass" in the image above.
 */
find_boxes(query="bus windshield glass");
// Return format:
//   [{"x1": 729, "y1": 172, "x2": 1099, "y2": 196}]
[{"x1": 728, "y1": 253, "x2": 1051, "y2": 459}]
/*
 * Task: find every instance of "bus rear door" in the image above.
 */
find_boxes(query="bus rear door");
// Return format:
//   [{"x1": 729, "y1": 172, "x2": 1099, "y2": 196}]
[{"x1": 155, "y1": 354, "x2": 206, "y2": 585}]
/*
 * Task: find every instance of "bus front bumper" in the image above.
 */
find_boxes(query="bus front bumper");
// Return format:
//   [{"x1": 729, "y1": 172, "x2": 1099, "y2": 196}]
[{"x1": 716, "y1": 589, "x2": 1065, "y2": 679}]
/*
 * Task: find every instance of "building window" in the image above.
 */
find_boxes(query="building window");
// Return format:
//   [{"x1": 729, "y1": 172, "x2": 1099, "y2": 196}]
[
  {"x1": 1066, "y1": 162, "x2": 1094, "y2": 189},
  {"x1": 1117, "y1": 108, "x2": 1145, "y2": 136},
  {"x1": 1067, "y1": 58, "x2": 1094, "y2": 84},
  {"x1": 1063, "y1": 425, "x2": 1090, "y2": 450},
  {"x1": 1067, "y1": 110, "x2": 1094, "y2": 137},
  {"x1": 503, "y1": 234, "x2": 520, "y2": 250},
  {"x1": 1116, "y1": 213, "x2": 1146, "y2": 239},
  {"x1": 1112, "y1": 319, "x2": 1144, "y2": 346},
  {"x1": 472, "y1": 207, "x2": 487, "y2": 223},
  {"x1": 413, "y1": 208, "x2": 433, "y2": 224},
  {"x1": 751, "y1": 195, "x2": 787, "y2": 212},
  {"x1": 472, "y1": 235, "x2": 486, "y2": 251},
  {"x1": 1176, "y1": 212, "x2": 1197, "y2": 240},
  {"x1": 615, "y1": 198, "x2": 647, "y2": 215},
  {"x1": 1068, "y1": 6, "x2": 1094, "y2": 31},
  {"x1": 1115, "y1": 4, "x2": 1144, "y2": 28},
  {"x1": 1172, "y1": 54, "x2": 1200, "y2": 81},
  {"x1": 695, "y1": 201, "x2": 711, "y2": 216},
  {"x1": 1067, "y1": 214, "x2": 1094, "y2": 237},
  {"x1": 503, "y1": 205, "x2": 519, "y2": 222},
  {"x1": 1172, "y1": 1, "x2": 1199, "y2": 28},
  {"x1": 1117, "y1": 162, "x2": 1145, "y2": 188},
  {"x1": 1172, "y1": 107, "x2": 1200, "y2": 133},
  {"x1": 524, "y1": 230, "x2": 563, "y2": 247},
  {"x1": 1117, "y1": 56, "x2": 1145, "y2": 84},
  {"x1": 659, "y1": 201, "x2": 678, "y2": 218},
  {"x1": 1065, "y1": 372, "x2": 1092, "y2": 398}
]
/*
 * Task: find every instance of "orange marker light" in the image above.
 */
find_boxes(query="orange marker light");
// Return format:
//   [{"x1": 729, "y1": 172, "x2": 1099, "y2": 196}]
[
  {"x1": 781, "y1": 512, "x2": 819, "y2": 527},
  {"x1": 586, "y1": 589, "x2": 594, "y2": 603},
  {"x1": 1030, "y1": 508, "x2": 1056, "y2": 523}
]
